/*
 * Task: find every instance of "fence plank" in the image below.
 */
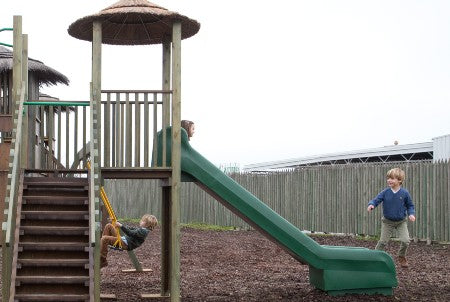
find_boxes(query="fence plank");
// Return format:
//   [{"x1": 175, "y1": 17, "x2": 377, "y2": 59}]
[{"x1": 105, "y1": 162, "x2": 449, "y2": 242}]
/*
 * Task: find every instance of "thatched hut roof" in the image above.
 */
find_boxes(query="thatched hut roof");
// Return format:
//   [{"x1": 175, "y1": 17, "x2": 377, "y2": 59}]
[
  {"x1": 0, "y1": 46, "x2": 69, "y2": 86},
  {"x1": 68, "y1": 0, "x2": 200, "y2": 45}
]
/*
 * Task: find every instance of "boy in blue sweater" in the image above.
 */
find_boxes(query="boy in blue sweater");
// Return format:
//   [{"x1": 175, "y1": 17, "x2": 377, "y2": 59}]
[{"x1": 368, "y1": 168, "x2": 415, "y2": 268}]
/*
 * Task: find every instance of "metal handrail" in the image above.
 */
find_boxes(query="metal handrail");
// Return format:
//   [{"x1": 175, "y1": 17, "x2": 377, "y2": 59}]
[
  {"x1": 25, "y1": 101, "x2": 90, "y2": 106},
  {"x1": 4, "y1": 83, "x2": 26, "y2": 246},
  {"x1": 0, "y1": 27, "x2": 13, "y2": 47}
]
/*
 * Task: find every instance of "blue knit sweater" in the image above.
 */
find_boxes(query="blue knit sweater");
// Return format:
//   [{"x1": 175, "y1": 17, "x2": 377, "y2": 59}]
[{"x1": 368, "y1": 187, "x2": 415, "y2": 221}]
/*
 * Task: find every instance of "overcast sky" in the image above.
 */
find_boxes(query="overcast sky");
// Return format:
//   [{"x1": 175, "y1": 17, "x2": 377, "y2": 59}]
[{"x1": 1, "y1": 0, "x2": 449, "y2": 167}]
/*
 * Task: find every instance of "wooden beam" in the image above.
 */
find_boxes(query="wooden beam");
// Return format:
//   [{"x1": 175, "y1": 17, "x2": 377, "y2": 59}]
[
  {"x1": 162, "y1": 37, "x2": 171, "y2": 167},
  {"x1": 92, "y1": 20, "x2": 102, "y2": 302},
  {"x1": 0, "y1": 114, "x2": 12, "y2": 131},
  {"x1": 169, "y1": 21, "x2": 182, "y2": 302},
  {"x1": 92, "y1": 21, "x2": 102, "y2": 166},
  {"x1": 21, "y1": 34, "x2": 28, "y2": 169}
]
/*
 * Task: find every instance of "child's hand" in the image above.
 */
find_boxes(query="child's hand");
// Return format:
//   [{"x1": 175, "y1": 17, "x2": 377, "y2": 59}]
[
  {"x1": 115, "y1": 221, "x2": 122, "y2": 227},
  {"x1": 367, "y1": 205, "x2": 374, "y2": 212},
  {"x1": 409, "y1": 215, "x2": 416, "y2": 222}
]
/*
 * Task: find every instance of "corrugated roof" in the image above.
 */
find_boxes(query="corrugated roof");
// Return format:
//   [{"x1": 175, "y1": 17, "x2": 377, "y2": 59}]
[{"x1": 244, "y1": 141, "x2": 434, "y2": 172}]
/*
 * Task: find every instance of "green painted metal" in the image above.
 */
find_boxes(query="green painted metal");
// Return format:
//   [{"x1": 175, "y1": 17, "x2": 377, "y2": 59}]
[
  {"x1": 157, "y1": 127, "x2": 397, "y2": 295},
  {"x1": 0, "y1": 27, "x2": 13, "y2": 47},
  {"x1": 24, "y1": 101, "x2": 90, "y2": 106}
]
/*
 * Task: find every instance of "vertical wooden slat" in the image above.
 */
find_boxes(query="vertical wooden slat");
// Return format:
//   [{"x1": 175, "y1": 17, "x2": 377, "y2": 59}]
[
  {"x1": 105, "y1": 93, "x2": 111, "y2": 167},
  {"x1": 57, "y1": 106, "x2": 61, "y2": 163},
  {"x1": 48, "y1": 106, "x2": 53, "y2": 169},
  {"x1": 39, "y1": 105, "x2": 45, "y2": 168},
  {"x1": 111, "y1": 97, "x2": 116, "y2": 167},
  {"x1": 83, "y1": 106, "x2": 86, "y2": 168},
  {"x1": 144, "y1": 93, "x2": 149, "y2": 167},
  {"x1": 162, "y1": 38, "x2": 171, "y2": 168},
  {"x1": 66, "y1": 106, "x2": 69, "y2": 168},
  {"x1": 115, "y1": 93, "x2": 121, "y2": 167},
  {"x1": 135, "y1": 93, "x2": 140, "y2": 167},
  {"x1": 152, "y1": 93, "x2": 158, "y2": 167},
  {"x1": 126, "y1": 92, "x2": 132, "y2": 167},
  {"x1": 120, "y1": 102, "x2": 124, "y2": 167},
  {"x1": 74, "y1": 107, "x2": 78, "y2": 168}
]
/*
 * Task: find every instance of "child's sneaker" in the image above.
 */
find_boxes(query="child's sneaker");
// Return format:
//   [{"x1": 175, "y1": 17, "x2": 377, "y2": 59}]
[{"x1": 398, "y1": 256, "x2": 409, "y2": 268}]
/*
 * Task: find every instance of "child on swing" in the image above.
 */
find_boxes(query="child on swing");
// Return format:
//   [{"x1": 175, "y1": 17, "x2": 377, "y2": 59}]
[{"x1": 100, "y1": 214, "x2": 158, "y2": 268}]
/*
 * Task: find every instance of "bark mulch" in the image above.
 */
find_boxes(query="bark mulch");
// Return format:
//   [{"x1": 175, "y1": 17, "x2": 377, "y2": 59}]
[
  {"x1": 1, "y1": 226, "x2": 449, "y2": 301},
  {"x1": 100, "y1": 226, "x2": 449, "y2": 301}
]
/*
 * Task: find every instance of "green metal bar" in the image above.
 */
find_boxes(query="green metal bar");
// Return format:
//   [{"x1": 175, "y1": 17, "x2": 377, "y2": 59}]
[
  {"x1": 0, "y1": 27, "x2": 13, "y2": 47},
  {"x1": 0, "y1": 41, "x2": 12, "y2": 47},
  {"x1": 24, "y1": 101, "x2": 90, "y2": 106}
]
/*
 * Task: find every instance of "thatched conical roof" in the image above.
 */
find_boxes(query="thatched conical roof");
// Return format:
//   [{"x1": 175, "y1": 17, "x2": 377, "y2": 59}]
[
  {"x1": 0, "y1": 46, "x2": 69, "y2": 86},
  {"x1": 68, "y1": 0, "x2": 200, "y2": 45}
]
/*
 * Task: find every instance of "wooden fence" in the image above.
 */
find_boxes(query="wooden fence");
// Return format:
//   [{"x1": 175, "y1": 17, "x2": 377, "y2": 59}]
[{"x1": 104, "y1": 161, "x2": 450, "y2": 243}]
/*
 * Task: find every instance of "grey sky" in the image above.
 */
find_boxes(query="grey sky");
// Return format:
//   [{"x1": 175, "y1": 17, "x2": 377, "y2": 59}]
[{"x1": 1, "y1": 0, "x2": 449, "y2": 166}]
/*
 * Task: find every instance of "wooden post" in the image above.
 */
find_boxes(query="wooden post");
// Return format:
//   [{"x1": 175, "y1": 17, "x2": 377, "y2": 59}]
[
  {"x1": 170, "y1": 21, "x2": 182, "y2": 302},
  {"x1": 21, "y1": 34, "x2": 28, "y2": 168},
  {"x1": 12, "y1": 16, "x2": 22, "y2": 117},
  {"x1": 92, "y1": 21, "x2": 102, "y2": 167},
  {"x1": 92, "y1": 21, "x2": 102, "y2": 302},
  {"x1": 162, "y1": 36, "x2": 171, "y2": 167},
  {"x1": 160, "y1": 184, "x2": 171, "y2": 296}
]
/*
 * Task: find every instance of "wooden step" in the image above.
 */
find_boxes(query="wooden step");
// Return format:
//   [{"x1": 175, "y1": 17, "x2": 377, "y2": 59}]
[
  {"x1": 18, "y1": 258, "x2": 89, "y2": 267},
  {"x1": 20, "y1": 226, "x2": 89, "y2": 235},
  {"x1": 19, "y1": 242, "x2": 89, "y2": 251},
  {"x1": 21, "y1": 210, "x2": 89, "y2": 220},
  {"x1": 16, "y1": 275, "x2": 89, "y2": 284},
  {"x1": 14, "y1": 293, "x2": 90, "y2": 301},
  {"x1": 23, "y1": 195, "x2": 88, "y2": 202},
  {"x1": 24, "y1": 177, "x2": 88, "y2": 187}
]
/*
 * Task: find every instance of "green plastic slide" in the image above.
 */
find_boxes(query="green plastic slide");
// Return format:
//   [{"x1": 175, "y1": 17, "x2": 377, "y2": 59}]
[{"x1": 157, "y1": 128, "x2": 397, "y2": 296}]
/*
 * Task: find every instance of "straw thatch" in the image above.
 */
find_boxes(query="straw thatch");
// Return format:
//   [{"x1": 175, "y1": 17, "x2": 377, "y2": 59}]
[
  {"x1": 0, "y1": 46, "x2": 69, "y2": 86},
  {"x1": 68, "y1": 0, "x2": 200, "y2": 45}
]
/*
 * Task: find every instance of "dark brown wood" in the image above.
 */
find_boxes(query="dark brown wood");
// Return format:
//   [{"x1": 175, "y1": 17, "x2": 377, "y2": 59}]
[
  {"x1": 0, "y1": 114, "x2": 13, "y2": 131},
  {"x1": 10, "y1": 176, "x2": 91, "y2": 299},
  {"x1": 161, "y1": 185, "x2": 171, "y2": 296},
  {"x1": 101, "y1": 168, "x2": 172, "y2": 179}
]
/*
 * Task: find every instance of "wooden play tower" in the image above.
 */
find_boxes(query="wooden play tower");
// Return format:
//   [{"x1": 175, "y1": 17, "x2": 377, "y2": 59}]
[{"x1": 2, "y1": 0, "x2": 200, "y2": 301}]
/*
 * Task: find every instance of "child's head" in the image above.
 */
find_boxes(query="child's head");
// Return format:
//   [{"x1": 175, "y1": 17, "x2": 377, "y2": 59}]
[
  {"x1": 140, "y1": 214, "x2": 158, "y2": 230},
  {"x1": 386, "y1": 168, "x2": 405, "y2": 184},
  {"x1": 181, "y1": 120, "x2": 195, "y2": 140}
]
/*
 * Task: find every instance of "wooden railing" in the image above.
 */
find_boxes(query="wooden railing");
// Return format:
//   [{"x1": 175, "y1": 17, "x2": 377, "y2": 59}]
[
  {"x1": 2, "y1": 84, "x2": 25, "y2": 299},
  {"x1": 25, "y1": 101, "x2": 90, "y2": 170},
  {"x1": 100, "y1": 90, "x2": 172, "y2": 168}
]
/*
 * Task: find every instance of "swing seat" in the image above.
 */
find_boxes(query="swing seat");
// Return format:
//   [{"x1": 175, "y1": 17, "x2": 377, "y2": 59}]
[{"x1": 108, "y1": 244, "x2": 124, "y2": 251}]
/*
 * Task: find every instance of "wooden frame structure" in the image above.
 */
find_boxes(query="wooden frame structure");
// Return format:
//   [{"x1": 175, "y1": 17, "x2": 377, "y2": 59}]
[
  {"x1": 88, "y1": 20, "x2": 183, "y2": 301},
  {"x1": 2, "y1": 2, "x2": 200, "y2": 300}
]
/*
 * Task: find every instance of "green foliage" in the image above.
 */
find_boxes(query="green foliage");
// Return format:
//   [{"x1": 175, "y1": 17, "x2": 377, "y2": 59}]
[
  {"x1": 118, "y1": 218, "x2": 141, "y2": 224},
  {"x1": 181, "y1": 222, "x2": 236, "y2": 231}
]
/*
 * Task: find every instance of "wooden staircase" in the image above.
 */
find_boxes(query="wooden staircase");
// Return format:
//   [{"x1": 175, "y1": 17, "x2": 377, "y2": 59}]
[{"x1": 11, "y1": 175, "x2": 91, "y2": 301}]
